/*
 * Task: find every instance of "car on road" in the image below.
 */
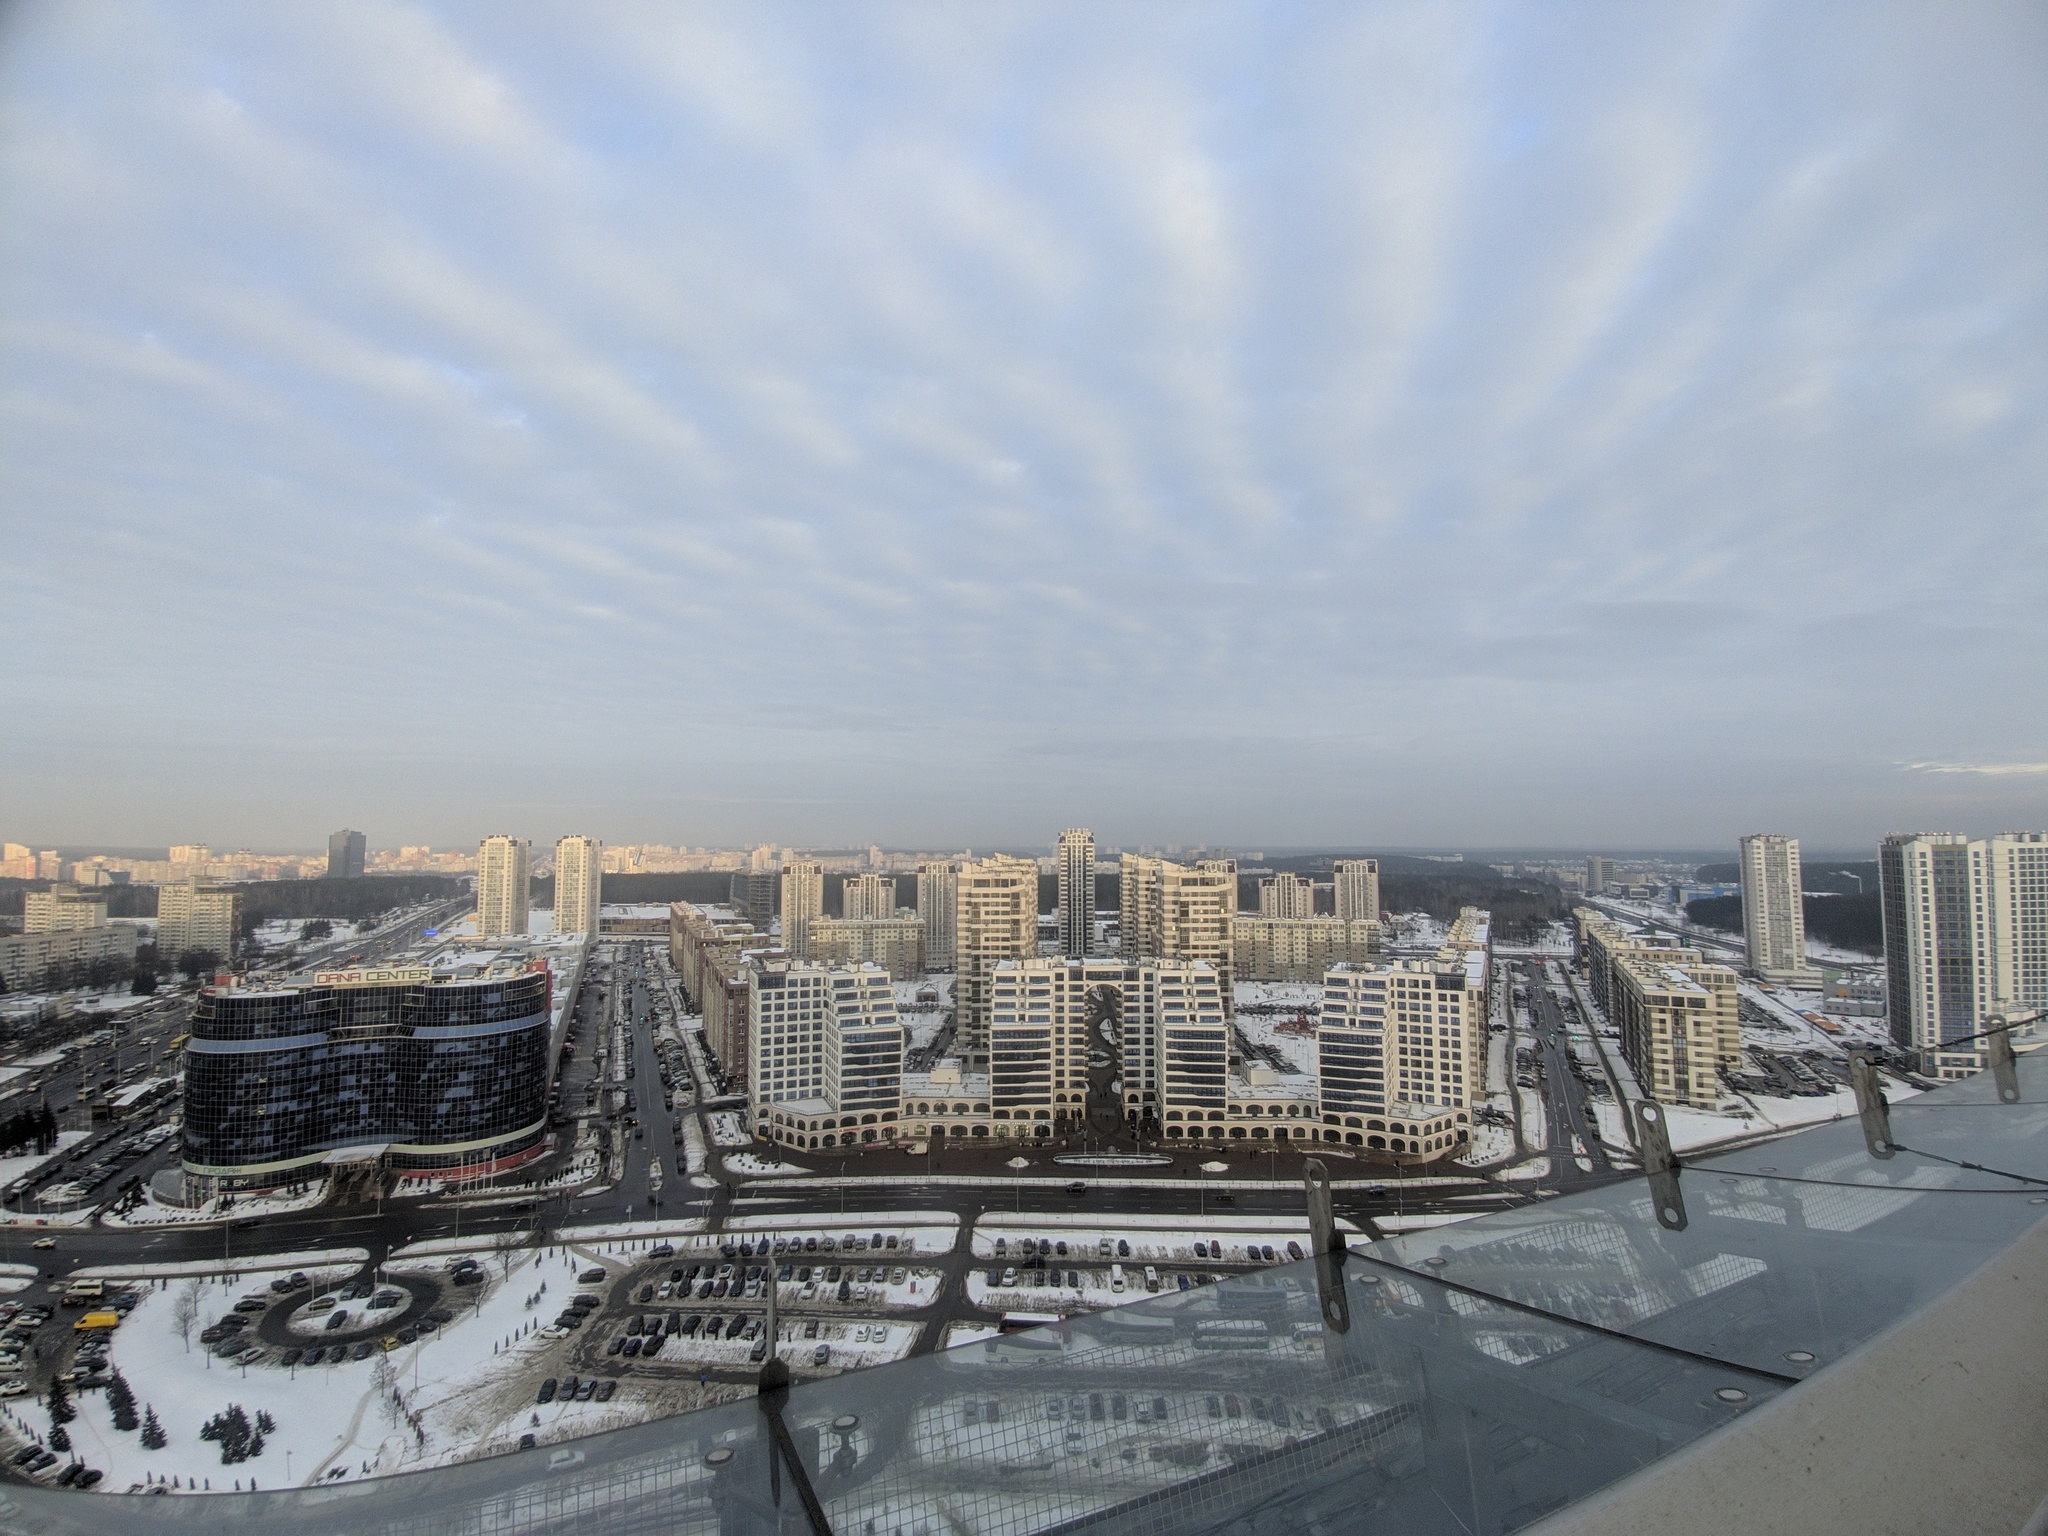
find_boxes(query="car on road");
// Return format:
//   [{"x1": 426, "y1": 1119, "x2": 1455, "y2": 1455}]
[{"x1": 31, "y1": 1239, "x2": 54, "y2": 1251}]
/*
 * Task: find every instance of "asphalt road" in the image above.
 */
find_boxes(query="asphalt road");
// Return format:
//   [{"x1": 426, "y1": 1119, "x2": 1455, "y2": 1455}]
[{"x1": 1519, "y1": 959, "x2": 1618, "y2": 1189}]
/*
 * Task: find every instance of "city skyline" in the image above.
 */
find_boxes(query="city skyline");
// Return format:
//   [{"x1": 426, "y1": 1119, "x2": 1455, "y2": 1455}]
[{"x1": 6, "y1": 3, "x2": 2044, "y2": 849}]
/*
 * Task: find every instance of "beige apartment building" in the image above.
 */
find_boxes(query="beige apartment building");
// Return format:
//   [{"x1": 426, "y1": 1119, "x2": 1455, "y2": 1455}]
[
  {"x1": 156, "y1": 878, "x2": 242, "y2": 964},
  {"x1": 1576, "y1": 908, "x2": 1741, "y2": 1108},
  {"x1": 1056, "y1": 828, "x2": 1096, "y2": 957},
  {"x1": 808, "y1": 914, "x2": 924, "y2": 980},
  {"x1": 1233, "y1": 915, "x2": 1379, "y2": 982},
  {"x1": 1739, "y1": 833, "x2": 1819, "y2": 985},
  {"x1": 1334, "y1": 858, "x2": 1381, "y2": 922},
  {"x1": 24, "y1": 884, "x2": 108, "y2": 932},
  {"x1": 552, "y1": 835, "x2": 603, "y2": 936},
  {"x1": 953, "y1": 855, "x2": 1040, "y2": 1061},
  {"x1": 748, "y1": 961, "x2": 904, "y2": 1150},
  {"x1": 780, "y1": 860, "x2": 824, "y2": 959},
  {"x1": 476, "y1": 835, "x2": 532, "y2": 939},
  {"x1": 1120, "y1": 854, "x2": 1236, "y2": 998},
  {"x1": 841, "y1": 872, "x2": 897, "y2": 921},
  {"x1": 1256, "y1": 873, "x2": 1316, "y2": 919}
]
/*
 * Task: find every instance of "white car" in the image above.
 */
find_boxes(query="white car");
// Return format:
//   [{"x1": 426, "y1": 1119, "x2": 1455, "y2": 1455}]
[
  {"x1": 0, "y1": 1381, "x2": 27, "y2": 1399},
  {"x1": 538, "y1": 1326, "x2": 570, "y2": 1341}
]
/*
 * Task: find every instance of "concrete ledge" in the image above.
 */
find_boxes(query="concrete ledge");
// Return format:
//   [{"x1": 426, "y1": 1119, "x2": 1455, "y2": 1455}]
[{"x1": 1527, "y1": 1207, "x2": 2048, "y2": 1536}]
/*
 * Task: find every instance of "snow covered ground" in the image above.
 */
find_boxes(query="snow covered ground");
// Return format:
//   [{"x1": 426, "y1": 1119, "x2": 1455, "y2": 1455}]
[
  {"x1": 1233, "y1": 1012, "x2": 1318, "y2": 1077},
  {"x1": 725, "y1": 1153, "x2": 808, "y2": 1176},
  {"x1": 706, "y1": 1112, "x2": 748, "y2": 1148},
  {"x1": 104, "y1": 1181, "x2": 328, "y2": 1229},
  {"x1": 0, "y1": 1130, "x2": 87, "y2": 1203}
]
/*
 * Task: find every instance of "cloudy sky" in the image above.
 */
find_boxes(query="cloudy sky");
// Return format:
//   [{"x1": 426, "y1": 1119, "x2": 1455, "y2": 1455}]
[{"x1": 3, "y1": 2, "x2": 2043, "y2": 856}]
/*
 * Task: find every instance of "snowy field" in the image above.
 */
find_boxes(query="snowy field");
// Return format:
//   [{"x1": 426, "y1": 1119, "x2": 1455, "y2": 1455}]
[
  {"x1": 1233, "y1": 1012, "x2": 1318, "y2": 1077},
  {"x1": 706, "y1": 1112, "x2": 749, "y2": 1148},
  {"x1": 725, "y1": 1153, "x2": 808, "y2": 1176}
]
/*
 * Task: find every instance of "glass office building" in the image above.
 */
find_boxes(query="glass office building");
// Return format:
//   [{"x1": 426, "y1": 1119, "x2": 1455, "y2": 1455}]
[{"x1": 181, "y1": 967, "x2": 552, "y2": 1186}]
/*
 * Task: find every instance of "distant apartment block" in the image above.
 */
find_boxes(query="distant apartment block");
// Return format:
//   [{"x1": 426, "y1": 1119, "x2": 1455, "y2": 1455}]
[
  {"x1": 326, "y1": 828, "x2": 366, "y2": 880},
  {"x1": 23, "y1": 884, "x2": 108, "y2": 933},
  {"x1": 780, "y1": 860, "x2": 824, "y2": 959},
  {"x1": 2, "y1": 843, "x2": 37, "y2": 879},
  {"x1": 1739, "y1": 833, "x2": 1818, "y2": 985},
  {"x1": 553, "y1": 834, "x2": 603, "y2": 936},
  {"x1": 1334, "y1": 858, "x2": 1381, "y2": 922},
  {"x1": 1057, "y1": 828, "x2": 1096, "y2": 957},
  {"x1": 1233, "y1": 915, "x2": 1380, "y2": 982},
  {"x1": 670, "y1": 900, "x2": 779, "y2": 1089},
  {"x1": 156, "y1": 878, "x2": 242, "y2": 964},
  {"x1": 841, "y1": 872, "x2": 897, "y2": 921},
  {"x1": 0, "y1": 925, "x2": 139, "y2": 992},
  {"x1": 1256, "y1": 872, "x2": 1316, "y2": 919},
  {"x1": 808, "y1": 914, "x2": 924, "y2": 980},
  {"x1": 1586, "y1": 854, "x2": 1614, "y2": 894},
  {"x1": 476, "y1": 835, "x2": 532, "y2": 939},
  {"x1": 916, "y1": 860, "x2": 958, "y2": 970}
]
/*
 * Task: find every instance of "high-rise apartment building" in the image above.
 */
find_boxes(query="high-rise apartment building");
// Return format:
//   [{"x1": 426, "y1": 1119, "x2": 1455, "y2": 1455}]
[
  {"x1": 1334, "y1": 858, "x2": 1380, "y2": 922},
  {"x1": 732, "y1": 869, "x2": 777, "y2": 931},
  {"x1": 1116, "y1": 961, "x2": 1230, "y2": 1131},
  {"x1": 1120, "y1": 854, "x2": 1236, "y2": 998},
  {"x1": 476, "y1": 835, "x2": 532, "y2": 939},
  {"x1": 842, "y1": 873, "x2": 897, "y2": 920},
  {"x1": 23, "y1": 884, "x2": 108, "y2": 933},
  {"x1": 1056, "y1": 829, "x2": 1096, "y2": 958},
  {"x1": 1257, "y1": 873, "x2": 1316, "y2": 919},
  {"x1": 169, "y1": 845, "x2": 210, "y2": 867},
  {"x1": 1232, "y1": 915, "x2": 1379, "y2": 981},
  {"x1": 326, "y1": 829, "x2": 366, "y2": 881},
  {"x1": 552, "y1": 834, "x2": 602, "y2": 936},
  {"x1": 917, "y1": 861, "x2": 959, "y2": 970},
  {"x1": 1576, "y1": 909, "x2": 1741, "y2": 1108},
  {"x1": 1738, "y1": 834, "x2": 1817, "y2": 985},
  {"x1": 157, "y1": 878, "x2": 242, "y2": 965},
  {"x1": 0, "y1": 844, "x2": 33, "y2": 880},
  {"x1": 954, "y1": 855, "x2": 1041, "y2": 1060},
  {"x1": 1987, "y1": 831, "x2": 2048, "y2": 1020},
  {"x1": 748, "y1": 961, "x2": 904, "y2": 1149},
  {"x1": 780, "y1": 860, "x2": 824, "y2": 959},
  {"x1": 1881, "y1": 831, "x2": 2048, "y2": 1077},
  {"x1": 1586, "y1": 855, "x2": 1614, "y2": 895}
]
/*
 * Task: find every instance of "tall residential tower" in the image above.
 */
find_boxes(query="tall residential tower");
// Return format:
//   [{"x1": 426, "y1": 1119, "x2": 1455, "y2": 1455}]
[
  {"x1": 1738, "y1": 834, "x2": 1817, "y2": 986},
  {"x1": 1056, "y1": 828, "x2": 1096, "y2": 957},
  {"x1": 477, "y1": 835, "x2": 532, "y2": 939},
  {"x1": 553, "y1": 834, "x2": 603, "y2": 936}
]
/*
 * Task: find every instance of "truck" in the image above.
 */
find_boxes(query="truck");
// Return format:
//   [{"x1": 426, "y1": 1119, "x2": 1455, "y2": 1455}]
[{"x1": 73, "y1": 1311, "x2": 121, "y2": 1333}]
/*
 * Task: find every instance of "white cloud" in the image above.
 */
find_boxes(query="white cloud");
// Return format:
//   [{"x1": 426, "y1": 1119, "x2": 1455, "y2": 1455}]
[{"x1": 1, "y1": 0, "x2": 2044, "y2": 850}]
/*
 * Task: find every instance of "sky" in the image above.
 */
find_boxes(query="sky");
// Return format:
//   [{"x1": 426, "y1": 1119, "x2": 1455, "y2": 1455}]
[{"x1": 2, "y1": 1, "x2": 2044, "y2": 857}]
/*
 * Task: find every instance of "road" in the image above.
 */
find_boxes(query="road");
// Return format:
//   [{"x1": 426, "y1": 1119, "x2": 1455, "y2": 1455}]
[{"x1": 1519, "y1": 959, "x2": 1616, "y2": 1188}]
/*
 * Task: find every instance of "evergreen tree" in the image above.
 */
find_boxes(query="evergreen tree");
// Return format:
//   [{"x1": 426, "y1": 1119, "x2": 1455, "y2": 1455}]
[
  {"x1": 48, "y1": 1424, "x2": 69, "y2": 1454},
  {"x1": 108, "y1": 1368, "x2": 138, "y2": 1431},
  {"x1": 141, "y1": 1405, "x2": 167, "y2": 1449},
  {"x1": 256, "y1": 1409, "x2": 276, "y2": 1435},
  {"x1": 45, "y1": 1379, "x2": 74, "y2": 1426}
]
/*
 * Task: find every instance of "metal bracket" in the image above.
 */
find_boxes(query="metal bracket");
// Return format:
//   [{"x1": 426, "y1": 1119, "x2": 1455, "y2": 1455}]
[
  {"x1": 1636, "y1": 1100, "x2": 1686, "y2": 1230},
  {"x1": 1304, "y1": 1158, "x2": 1340, "y2": 1254},
  {"x1": 1849, "y1": 1053, "x2": 1894, "y2": 1159},
  {"x1": 1303, "y1": 1159, "x2": 1351, "y2": 1335},
  {"x1": 1988, "y1": 1016, "x2": 2020, "y2": 1104}
]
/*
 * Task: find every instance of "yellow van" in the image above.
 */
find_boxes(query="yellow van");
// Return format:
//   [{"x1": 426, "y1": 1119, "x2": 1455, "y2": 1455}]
[{"x1": 73, "y1": 1312, "x2": 120, "y2": 1333}]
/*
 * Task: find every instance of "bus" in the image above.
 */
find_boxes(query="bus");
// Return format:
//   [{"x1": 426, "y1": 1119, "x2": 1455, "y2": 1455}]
[{"x1": 1193, "y1": 1318, "x2": 1271, "y2": 1351}]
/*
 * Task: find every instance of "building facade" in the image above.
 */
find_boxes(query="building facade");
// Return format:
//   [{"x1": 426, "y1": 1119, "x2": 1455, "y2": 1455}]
[
  {"x1": 181, "y1": 964, "x2": 552, "y2": 1189},
  {"x1": 1057, "y1": 828, "x2": 1096, "y2": 958},
  {"x1": 552, "y1": 835, "x2": 603, "y2": 936},
  {"x1": 1881, "y1": 831, "x2": 2048, "y2": 1076},
  {"x1": 0, "y1": 926, "x2": 139, "y2": 992},
  {"x1": 1120, "y1": 854, "x2": 1236, "y2": 999},
  {"x1": 157, "y1": 878, "x2": 242, "y2": 965},
  {"x1": 917, "y1": 860, "x2": 958, "y2": 970},
  {"x1": 326, "y1": 829, "x2": 367, "y2": 881},
  {"x1": 477, "y1": 835, "x2": 532, "y2": 939},
  {"x1": 1576, "y1": 908, "x2": 1741, "y2": 1108},
  {"x1": 1232, "y1": 915, "x2": 1379, "y2": 982},
  {"x1": 1334, "y1": 859, "x2": 1381, "y2": 923},
  {"x1": 954, "y1": 855, "x2": 1041, "y2": 1061},
  {"x1": 748, "y1": 962, "x2": 904, "y2": 1151},
  {"x1": 780, "y1": 861, "x2": 824, "y2": 959},
  {"x1": 1257, "y1": 873, "x2": 1316, "y2": 919},
  {"x1": 23, "y1": 885, "x2": 107, "y2": 932},
  {"x1": 1586, "y1": 855, "x2": 1614, "y2": 894},
  {"x1": 841, "y1": 873, "x2": 897, "y2": 921},
  {"x1": 807, "y1": 915, "x2": 924, "y2": 980},
  {"x1": 1739, "y1": 833, "x2": 1817, "y2": 985}
]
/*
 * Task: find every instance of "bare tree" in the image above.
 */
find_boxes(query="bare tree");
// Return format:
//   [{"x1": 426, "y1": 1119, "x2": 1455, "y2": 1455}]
[
  {"x1": 170, "y1": 1280, "x2": 202, "y2": 1352},
  {"x1": 492, "y1": 1225, "x2": 523, "y2": 1280},
  {"x1": 370, "y1": 1352, "x2": 403, "y2": 1428}
]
